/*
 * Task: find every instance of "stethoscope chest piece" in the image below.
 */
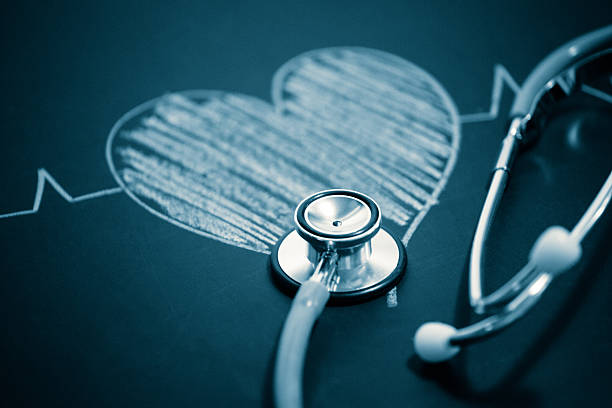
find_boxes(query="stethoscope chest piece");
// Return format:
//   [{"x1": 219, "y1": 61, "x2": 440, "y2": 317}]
[{"x1": 271, "y1": 189, "x2": 406, "y2": 302}]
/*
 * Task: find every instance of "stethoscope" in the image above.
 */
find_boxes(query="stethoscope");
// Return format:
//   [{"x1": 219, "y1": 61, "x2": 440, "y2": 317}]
[
  {"x1": 270, "y1": 25, "x2": 612, "y2": 407},
  {"x1": 271, "y1": 189, "x2": 406, "y2": 302}
]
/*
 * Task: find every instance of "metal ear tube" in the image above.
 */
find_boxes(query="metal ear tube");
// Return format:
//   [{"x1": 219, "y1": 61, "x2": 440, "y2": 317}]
[{"x1": 414, "y1": 25, "x2": 612, "y2": 363}]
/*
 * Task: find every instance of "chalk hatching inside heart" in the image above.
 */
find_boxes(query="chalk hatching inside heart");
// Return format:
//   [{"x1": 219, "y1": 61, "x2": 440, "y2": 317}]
[{"x1": 106, "y1": 48, "x2": 461, "y2": 253}]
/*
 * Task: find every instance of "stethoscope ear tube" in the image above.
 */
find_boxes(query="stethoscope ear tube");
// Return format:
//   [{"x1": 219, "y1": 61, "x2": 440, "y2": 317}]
[
  {"x1": 414, "y1": 25, "x2": 612, "y2": 363},
  {"x1": 472, "y1": 25, "x2": 612, "y2": 317}
]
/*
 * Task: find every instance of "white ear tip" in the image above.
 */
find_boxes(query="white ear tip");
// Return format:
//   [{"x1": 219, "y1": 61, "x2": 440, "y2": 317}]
[
  {"x1": 414, "y1": 322, "x2": 461, "y2": 363},
  {"x1": 529, "y1": 226, "x2": 582, "y2": 275}
]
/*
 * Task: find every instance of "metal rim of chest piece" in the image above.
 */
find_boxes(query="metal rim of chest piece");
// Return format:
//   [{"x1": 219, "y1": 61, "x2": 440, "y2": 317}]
[{"x1": 270, "y1": 189, "x2": 407, "y2": 302}]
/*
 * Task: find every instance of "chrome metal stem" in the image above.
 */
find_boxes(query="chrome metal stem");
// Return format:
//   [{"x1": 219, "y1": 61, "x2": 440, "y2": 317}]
[
  {"x1": 571, "y1": 170, "x2": 612, "y2": 242},
  {"x1": 474, "y1": 261, "x2": 539, "y2": 309},
  {"x1": 469, "y1": 118, "x2": 522, "y2": 313},
  {"x1": 451, "y1": 272, "x2": 553, "y2": 345},
  {"x1": 310, "y1": 250, "x2": 340, "y2": 291}
]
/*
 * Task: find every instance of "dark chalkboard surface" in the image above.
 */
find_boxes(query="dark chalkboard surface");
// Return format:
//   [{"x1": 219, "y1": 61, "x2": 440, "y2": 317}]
[{"x1": 1, "y1": 1, "x2": 611, "y2": 407}]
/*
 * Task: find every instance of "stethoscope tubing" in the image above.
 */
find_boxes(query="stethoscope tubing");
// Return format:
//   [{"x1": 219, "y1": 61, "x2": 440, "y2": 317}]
[
  {"x1": 461, "y1": 25, "x2": 612, "y2": 345},
  {"x1": 511, "y1": 25, "x2": 612, "y2": 117},
  {"x1": 273, "y1": 25, "x2": 612, "y2": 393},
  {"x1": 275, "y1": 279, "x2": 330, "y2": 408}
]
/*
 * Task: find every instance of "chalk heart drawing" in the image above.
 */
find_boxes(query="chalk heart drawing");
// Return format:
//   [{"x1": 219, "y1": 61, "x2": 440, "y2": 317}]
[{"x1": 106, "y1": 48, "x2": 461, "y2": 254}]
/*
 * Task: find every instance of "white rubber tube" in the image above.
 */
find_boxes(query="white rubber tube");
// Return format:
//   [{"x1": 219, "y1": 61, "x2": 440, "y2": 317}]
[{"x1": 274, "y1": 280, "x2": 330, "y2": 408}]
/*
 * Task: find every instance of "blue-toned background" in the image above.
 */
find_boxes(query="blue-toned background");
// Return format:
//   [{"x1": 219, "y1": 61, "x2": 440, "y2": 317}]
[{"x1": 1, "y1": 1, "x2": 611, "y2": 406}]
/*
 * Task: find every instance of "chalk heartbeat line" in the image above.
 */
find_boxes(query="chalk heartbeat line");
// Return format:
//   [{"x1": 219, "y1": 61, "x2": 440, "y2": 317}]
[
  {"x1": 459, "y1": 64, "x2": 520, "y2": 123},
  {"x1": 0, "y1": 168, "x2": 122, "y2": 219},
  {"x1": 458, "y1": 65, "x2": 612, "y2": 123},
  {"x1": 2, "y1": 64, "x2": 610, "y2": 221}
]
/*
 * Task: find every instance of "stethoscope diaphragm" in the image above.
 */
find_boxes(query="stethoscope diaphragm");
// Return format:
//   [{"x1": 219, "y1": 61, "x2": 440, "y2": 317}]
[{"x1": 270, "y1": 189, "x2": 406, "y2": 303}]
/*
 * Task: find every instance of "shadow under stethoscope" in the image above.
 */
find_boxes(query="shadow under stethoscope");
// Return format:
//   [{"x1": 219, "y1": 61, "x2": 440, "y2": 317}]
[{"x1": 408, "y1": 218, "x2": 610, "y2": 404}]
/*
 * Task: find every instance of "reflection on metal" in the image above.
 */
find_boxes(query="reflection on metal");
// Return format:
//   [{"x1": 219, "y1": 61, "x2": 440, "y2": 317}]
[
  {"x1": 273, "y1": 229, "x2": 402, "y2": 295},
  {"x1": 272, "y1": 189, "x2": 406, "y2": 301}
]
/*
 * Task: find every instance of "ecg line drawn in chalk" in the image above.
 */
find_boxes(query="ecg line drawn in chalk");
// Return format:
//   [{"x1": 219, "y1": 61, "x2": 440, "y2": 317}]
[
  {"x1": 0, "y1": 168, "x2": 122, "y2": 219},
  {"x1": 2, "y1": 65, "x2": 610, "y2": 224},
  {"x1": 459, "y1": 67, "x2": 612, "y2": 124},
  {"x1": 459, "y1": 64, "x2": 521, "y2": 123},
  {"x1": 2, "y1": 59, "x2": 610, "y2": 311}
]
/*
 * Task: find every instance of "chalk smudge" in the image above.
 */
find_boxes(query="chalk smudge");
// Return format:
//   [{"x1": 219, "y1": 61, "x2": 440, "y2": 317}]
[
  {"x1": 106, "y1": 48, "x2": 461, "y2": 254},
  {"x1": 386, "y1": 287, "x2": 398, "y2": 308}
]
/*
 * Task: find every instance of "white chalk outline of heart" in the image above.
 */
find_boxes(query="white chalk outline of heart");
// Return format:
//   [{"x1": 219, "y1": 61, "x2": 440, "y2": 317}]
[{"x1": 105, "y1": 47, "x2": 461, "y2": 252}]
